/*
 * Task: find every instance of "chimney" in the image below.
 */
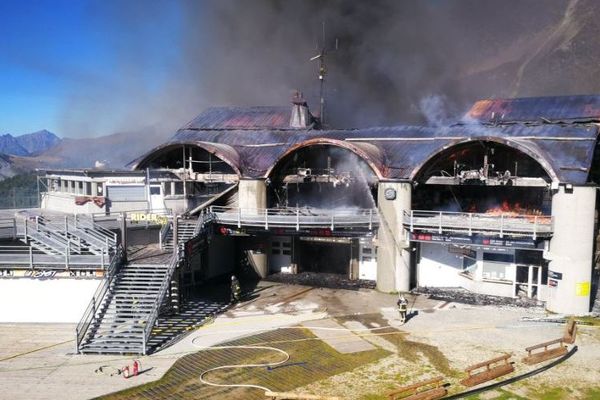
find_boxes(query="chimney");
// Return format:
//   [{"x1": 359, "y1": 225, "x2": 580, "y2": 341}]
[{"x1": 290, "y1": 91, "x2": 311, "y2": 128}]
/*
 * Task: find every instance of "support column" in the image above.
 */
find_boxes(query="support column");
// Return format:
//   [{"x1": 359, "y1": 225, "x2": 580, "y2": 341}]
[
  {"x1": 376, "y1": 181, "x2": 412, "y2": 293},
  {"x1": 547, "y1": 185, "x2": 596, "y2": 314},
  {"x1": 120, "y1": 212, "x2": 128, "y2": 263},
  {"x1": 238, "y1": 179, "x2": 268, "y2": 278}
]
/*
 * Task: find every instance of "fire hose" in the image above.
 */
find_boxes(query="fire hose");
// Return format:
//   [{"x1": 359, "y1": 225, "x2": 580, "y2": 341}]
[{"x1": 192, "y1": 324, "x2": 395, "y2": 393}]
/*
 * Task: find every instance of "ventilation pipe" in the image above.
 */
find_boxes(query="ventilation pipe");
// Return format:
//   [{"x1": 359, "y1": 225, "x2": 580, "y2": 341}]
[{"x1": 290, "y1": 91, "x2": 311, "y2": 128}]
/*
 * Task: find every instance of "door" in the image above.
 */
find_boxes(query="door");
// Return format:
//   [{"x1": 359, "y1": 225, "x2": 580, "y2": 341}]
[
  {"x1": 270, "y1": 236, "x2": 293, "y2": 273},
  {"x1": 149, "y1": 185, "x2": 165, "y2": 212},
  {"x1": 358, "y1": 239, "x2": 377, "y2": 280}
]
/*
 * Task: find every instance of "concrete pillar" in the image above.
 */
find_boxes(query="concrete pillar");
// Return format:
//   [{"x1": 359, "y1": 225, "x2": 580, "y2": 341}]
[
  {"x1": 547, "y1": 185, "x2": 596, "y2": 315},
  {"x1": 376, "y1": 181, "x2": 412, "y2": 293},
  {"x1": 238, "y1": 179, "x2": 268, "y2": 278}
]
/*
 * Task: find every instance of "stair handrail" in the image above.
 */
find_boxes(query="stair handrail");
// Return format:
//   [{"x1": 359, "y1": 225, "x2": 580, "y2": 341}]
[
  {"x1": 72, "y1": 215, "x2": 117, "y2": 245},
  {"x1": 75, "y1": 245, "x2": 124, "y2": 353},
  {"x1": 193, "y1": 209, "x2": 216, "y2": 236},
  {"x1": 159, "y1": 220, "x2": 172, "y2": 249},
  {"x1": 25, "y1": 218, "x2": 72, "y2": 256},
  {"x1": 142, "y1": 247, "x2": 181, "y2": 355}
]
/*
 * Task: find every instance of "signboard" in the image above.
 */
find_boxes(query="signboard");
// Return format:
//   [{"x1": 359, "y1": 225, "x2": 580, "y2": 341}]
[
  {"x1": 410, "y1": 232, "x2": 539, "y2": 249},
  {"x1": 548, "y1": 279, "x2": 558, "y2": 287},
  {"x1": 548, "y1": 270, "x2": 563, "y2": 280}
]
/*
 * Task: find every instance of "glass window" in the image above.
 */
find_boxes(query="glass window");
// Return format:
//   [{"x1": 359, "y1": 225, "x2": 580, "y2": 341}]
[
  {"x1": 174, "y1": 182, "x2": 184, "y2": 195},
  {"x1": 483, "y1": 253, "x2": 514, "y2": 263},
  {"x1": 150, "y1": 186, "x2": 161, "y2": 195},
  {"x1": 282, "y1": 250, "x2": 291, "y2": 256},
  {"x1": 272, "y1": 249, "x2": 280, "y2": 255},
  {"x1": 362, "y1": 248, "x2": 372, "y2": 254},
  {"x1": 515, "y1": 250, "x2": 543, "y2": 266},
  {"x1": 163, "y1": 183, "x2": 172, "y2": 195}
]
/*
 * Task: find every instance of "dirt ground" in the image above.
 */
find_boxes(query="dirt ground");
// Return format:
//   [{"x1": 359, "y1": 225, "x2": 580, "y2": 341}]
[{"x1": 1, "y1": 282, "x2": 599, "y2": 400}]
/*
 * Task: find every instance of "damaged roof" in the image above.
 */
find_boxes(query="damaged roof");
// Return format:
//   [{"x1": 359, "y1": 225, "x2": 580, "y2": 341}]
[
  {"x1": 182, "y1": 106, "x2": 299, "y2": 130},
  {"x1": 466, "y1": 94, "x2": 600, "y2": 124},
  {"x1": 134, "y1": 95, "x2": 600, "y2": 185}
]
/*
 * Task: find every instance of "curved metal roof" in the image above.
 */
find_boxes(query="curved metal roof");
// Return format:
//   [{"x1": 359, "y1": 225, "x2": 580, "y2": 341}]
[{"x1": 133, "y1": 97, "x2": 600, "y2": 184}]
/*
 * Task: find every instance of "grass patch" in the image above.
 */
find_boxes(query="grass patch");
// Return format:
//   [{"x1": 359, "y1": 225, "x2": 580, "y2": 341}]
[
  {"x1": 335, "y1": 313, "x2": 458, "y2": 377},
  {"x1": 96, "y1": 327, "x2": 389, "y2": 400}
]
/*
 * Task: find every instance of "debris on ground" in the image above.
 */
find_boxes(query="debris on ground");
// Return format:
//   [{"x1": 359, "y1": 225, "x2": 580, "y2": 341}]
[
  {"x1": 414, "y1": 287, "x2": 542, "y2": 308},
  {"x1": 265, "y1": 272, "x2": 376, "y2": 290}
]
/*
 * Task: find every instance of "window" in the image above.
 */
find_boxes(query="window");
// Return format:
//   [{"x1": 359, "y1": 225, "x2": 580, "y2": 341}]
[
  {"x1": 362, "y1": 248, "x2": 372, "y2": 254},
  {"x1": 150, "y1": 186, "x2": 161, "y2": 195},
  {"x1": 174, "y1": 182, "x2": 184, "y2": 195},
  {"x1": 483, "y1": 253, "x2": 514, "y2": 263},
  {"x1": 482, "y1": 252, "x2": 513, "y2": 280},
  {"x1": 515, "y1": 250, "x2": 543, "y2": 266},
  {"x1": 163, "y1": 183, "x2": 172, "y2": 196},
  {"x1": 282, "y1": 250, "x2": 291, "y2": 255}
]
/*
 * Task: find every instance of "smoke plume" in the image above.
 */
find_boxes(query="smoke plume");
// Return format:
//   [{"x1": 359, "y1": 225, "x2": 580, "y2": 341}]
[{"x1": 60, "y1": 0, "x2": 600, "y2": 141}]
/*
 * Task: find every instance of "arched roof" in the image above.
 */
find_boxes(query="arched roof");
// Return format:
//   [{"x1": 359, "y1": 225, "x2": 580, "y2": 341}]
[
  {"x1": 264, "y1": 138, "x2": 386, "y2": 179},
  {"x1": 409, "y1": 136, "x2": 559, "y2": 182},
  {"x1": 131, "y1": 141, "x2": 241, "y2": 175}
]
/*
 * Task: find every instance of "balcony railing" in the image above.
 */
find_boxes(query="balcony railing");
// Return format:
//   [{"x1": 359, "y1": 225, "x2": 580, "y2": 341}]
[
  {"x1": 210, "y1": 206, "x2": 378, "y2": 231},
  {"x1": 404, "y1": 210, "x2": 553, "y2": 239}
]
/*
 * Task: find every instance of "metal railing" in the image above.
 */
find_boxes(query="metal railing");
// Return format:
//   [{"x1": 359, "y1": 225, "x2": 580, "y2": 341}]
[
  {"x1": 0, "y1": 245, "x2": 109, "y2": 269},
  {"x1": 210, "y1": 206, "x2": 378, "y2": 231},
  {"x1": 76, "y1": 245, "x2": 124, "y2": 353},
  {"x1": 193, "y1": 209, "x2": 216, "y2": 236},
  {"x1": 404, "y1": 210, "x2": 553, "y2": 239},
  {"x1": 142, "y1": 249, "x2": 180, "y2": 355},
  {"x1": 0, "y1": 218, "x2": 17, "y2": 239}
]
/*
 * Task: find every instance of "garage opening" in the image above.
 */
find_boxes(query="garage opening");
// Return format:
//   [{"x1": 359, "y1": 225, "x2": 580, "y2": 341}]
[{"x1": 297, "y1": 238, "x2": 351, "y2": 275}]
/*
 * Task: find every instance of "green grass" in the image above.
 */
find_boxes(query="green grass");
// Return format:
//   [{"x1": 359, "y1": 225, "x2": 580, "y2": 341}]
[{"x1": 96, "y1": 327, "x2": 389, "y2": 400}]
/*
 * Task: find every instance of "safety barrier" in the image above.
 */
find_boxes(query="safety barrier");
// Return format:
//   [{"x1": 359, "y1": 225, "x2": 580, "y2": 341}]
[
  {"x1": 386, "y1": 376, "x2": 447, "y2": 400},
  {"x1": 460, "y1": 354, "x2": 514, "y2": 387},
  {"x1": 522, "y1": 338, "x2": 567, "y2": 365},
  {"x1": 404, "y1": 210, "x2": 553, "y2": 239},
  {"x1": 210, "y1": 206, "x2": 378, "y2": 231}
]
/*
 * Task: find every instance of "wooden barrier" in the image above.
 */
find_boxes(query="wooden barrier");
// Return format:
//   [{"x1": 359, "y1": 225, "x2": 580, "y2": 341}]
[
  {"x1": 386, "y1": 376, "x2": 447, "y2": 400},
  {"x1": 264, "y1": 391, "x2": 342, "y2": 400},
  {"x1": 522, "y1": 338, "x2": 568, "y2": 365},
  {"x1": 563, "y1": 318, "x2": 577, "y2": 344},
  {"x1": 459, "y1": 354, "x2": 514, "y2": 387}
]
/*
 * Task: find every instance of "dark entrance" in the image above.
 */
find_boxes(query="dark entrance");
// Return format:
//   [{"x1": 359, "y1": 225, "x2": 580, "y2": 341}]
[{"x1": 297, "y1": 238, "x2": 351, "y2": 275}]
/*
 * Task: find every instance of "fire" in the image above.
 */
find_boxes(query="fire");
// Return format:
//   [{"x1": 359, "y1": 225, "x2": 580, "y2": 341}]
[{"x1": 484, "y1": 200, "x2": 548, "y2": 222}]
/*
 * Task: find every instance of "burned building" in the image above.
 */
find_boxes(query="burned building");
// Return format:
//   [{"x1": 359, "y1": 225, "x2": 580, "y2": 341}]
[{"x1": 31, "y1": 93, "x2": 600, "y2": 329}]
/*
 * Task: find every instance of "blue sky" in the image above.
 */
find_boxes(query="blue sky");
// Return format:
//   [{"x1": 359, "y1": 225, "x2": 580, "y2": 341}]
[{"x1": 0, "y1": 0, "x2": 183, "y2": 137}]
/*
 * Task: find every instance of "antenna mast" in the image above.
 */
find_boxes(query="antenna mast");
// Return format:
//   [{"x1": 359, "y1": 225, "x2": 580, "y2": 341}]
[{"x1": 310, "y1": 21, "x2": 338, "y2": 126}]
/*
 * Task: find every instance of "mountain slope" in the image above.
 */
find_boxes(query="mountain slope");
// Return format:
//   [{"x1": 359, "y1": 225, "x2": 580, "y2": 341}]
[
  {"x1": 0, "y1": 134, "x2": 29, "y2": 156},
  {"x1": 16, "y1": 130, "x2": 61, "y2": 155}
]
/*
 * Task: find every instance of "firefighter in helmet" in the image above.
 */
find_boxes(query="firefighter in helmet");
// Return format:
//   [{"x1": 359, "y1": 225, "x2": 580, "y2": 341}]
[
  {"x1": 397, "y1": 294, "x2": 408, "y2": 324},
  {"x1": 230, "y1": 275, "x2": 241, "y2": 303}
]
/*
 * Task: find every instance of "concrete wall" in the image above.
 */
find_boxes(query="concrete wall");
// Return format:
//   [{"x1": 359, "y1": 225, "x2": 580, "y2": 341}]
[
  {"x1": 0, "y1": 278, "x2": 101, "y2": 323},
  {"x1": 238, "y1": 179, "x2": 268, "y2": 277},
  {"x1": 547, "y1": 185, "x2": 597, "y2": 314},
  {"x1": 41, "y1": 192, "x2": 104, "y2": 214},
  {"x1": 417, "y1": 243, "x2": 515, "y2": 298},
  {"x1": 376, "y1": 181, "x2": 412, "y2": 292}
]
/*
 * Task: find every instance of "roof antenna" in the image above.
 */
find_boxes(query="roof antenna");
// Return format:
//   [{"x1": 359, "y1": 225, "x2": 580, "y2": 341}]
[{"x1": 310, "y1": 21, "x2": 338, "y2": 127}]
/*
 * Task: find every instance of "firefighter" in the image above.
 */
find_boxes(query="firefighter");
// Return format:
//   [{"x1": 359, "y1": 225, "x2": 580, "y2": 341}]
[
  {"x1": 397, "y1": 295, "x2": 408, "y2": 324},
  {"x1": 230, "y1": 275, "x2": 241, "y2": 303}
]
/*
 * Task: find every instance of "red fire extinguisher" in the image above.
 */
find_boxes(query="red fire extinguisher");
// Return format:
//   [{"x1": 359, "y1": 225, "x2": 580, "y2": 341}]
[{"x1": 122, "y1": 360, "x2": 142, "y2": 379}]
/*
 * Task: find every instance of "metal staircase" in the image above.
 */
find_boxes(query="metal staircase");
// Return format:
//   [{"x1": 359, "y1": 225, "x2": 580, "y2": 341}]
[
  {"x1": 160, "y1": 217, "x2": 197, "y2": 251},
  {"x1": 76, "y1": 210, "x2": 216, "y2": 355},
  {"x1": 76, "y1": 252, "x2": 180, "y2": 354},
  {"x1": 16, "y1": 214, "x2": 116, "y2": 259}
]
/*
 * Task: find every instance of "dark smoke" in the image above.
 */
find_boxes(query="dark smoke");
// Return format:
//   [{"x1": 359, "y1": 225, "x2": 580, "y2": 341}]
[{"x1": 61, "y1": 0, "x2": 600, "y2": 141}]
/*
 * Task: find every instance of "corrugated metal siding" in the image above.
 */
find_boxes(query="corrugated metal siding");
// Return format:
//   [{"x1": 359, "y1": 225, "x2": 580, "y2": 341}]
[{"x1": 107, "y1": 185, "x2": 146, "y2": 202}]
